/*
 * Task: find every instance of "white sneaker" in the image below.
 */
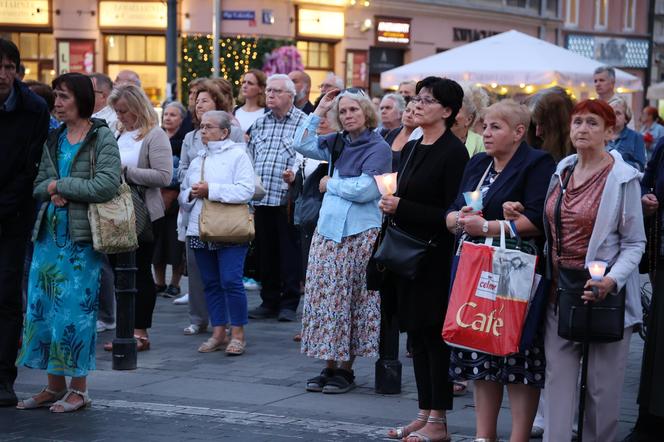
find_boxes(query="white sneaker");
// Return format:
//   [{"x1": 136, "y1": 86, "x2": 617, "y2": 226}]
[
  {"x1": 173, "y1": 293, "x2": 189, "y2": 305},
  {"x1": 96, "y1": 320, "x2": 116, "y2": 333},
  {"x1": 243, "y1": 278, "x2": 260, "y2": 290},
  {"x1": 183, "y1": 324, "x2": 206, "y2": 335}
]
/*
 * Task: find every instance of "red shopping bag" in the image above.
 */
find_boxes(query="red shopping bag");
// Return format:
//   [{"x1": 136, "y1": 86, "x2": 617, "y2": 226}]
[{"x1": 442, "y1": 228, "x2": 537, "y2": 356}]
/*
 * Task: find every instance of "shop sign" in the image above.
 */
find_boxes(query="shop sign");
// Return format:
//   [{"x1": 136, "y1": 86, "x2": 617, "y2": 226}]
[
  {"x1": 297, "y1": 8, "x2": 344, "y2": 39},
  {"x1": 376, "y1": 17, "x2": 411, "y2": 47},
  {"x1": 0, "y1": 0, "x2": 49, "y2": 26},
  {"x1": 57, "y1": 40, "x2": 95, "y2": 75},
  {"x1": 99, "y1": 1, "x2": 167, "y2": 29},
  {"x1": 453, "y1": 28, "x2": 499, "y2": 43},
  {"x1": 369, "y1": 47, "x2": 404, "y2": 74},
  {"x1": 222, "y1": 10, "x2": 255, "y2": 20},
  {"x1": 567, "y1": 34, "x2": 650, "y2": 69},
  {"x1": 345, "y1": 50, "x2": 368, "y2": 89}
]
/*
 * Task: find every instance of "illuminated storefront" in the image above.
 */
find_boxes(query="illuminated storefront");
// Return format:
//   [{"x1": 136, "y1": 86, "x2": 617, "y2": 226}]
[
  {"x1": 0, "y1": 0, "x2": 55, "y2": 83},
  {"x1": 99, "y1": 0, "x2": 168, "y2": 105}
]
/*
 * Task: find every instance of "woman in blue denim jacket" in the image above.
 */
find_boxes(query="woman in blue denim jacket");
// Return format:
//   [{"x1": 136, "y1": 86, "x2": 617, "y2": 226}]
[{"x1": 292, "y1": 89, "x2": 391, "y2": 394}]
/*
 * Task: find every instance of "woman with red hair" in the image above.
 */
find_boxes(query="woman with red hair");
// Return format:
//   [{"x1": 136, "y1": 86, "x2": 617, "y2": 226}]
[
  {"x1": 640, "y1": 106, "x2": 664, "y2": 159},
  {"x1": 541, "y1": 99, "x2": 646, "y2": 441}
]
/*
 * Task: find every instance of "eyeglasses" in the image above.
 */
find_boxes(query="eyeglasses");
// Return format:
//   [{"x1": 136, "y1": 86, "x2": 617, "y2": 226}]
[
  {"x1": 265, "y1": 88, "x2": 288, "y2": 95},
  {"x1": 199, "y1": 124, "x2": 221, "y2": 130},
  {"x1": 94, "y1": 90, "x2": 105, "y2": 95},
  {"x1": 411, "y1": 95, "x2": 440, "y2": 106},
  {"x1": 319, "y1": 83, "x2": 335, "y2": 90}
]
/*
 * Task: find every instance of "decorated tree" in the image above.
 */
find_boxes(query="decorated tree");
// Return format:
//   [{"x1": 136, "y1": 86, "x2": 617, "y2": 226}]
[{"x1": 180, "y1": 35, "x2": 295, "y2": 103}]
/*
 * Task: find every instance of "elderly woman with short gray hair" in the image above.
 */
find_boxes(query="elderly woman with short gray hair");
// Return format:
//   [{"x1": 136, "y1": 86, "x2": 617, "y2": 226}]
[
  {"x1": 293, "y1": 88, "x2": 391, "y2": 394},
  {"x1": 179, "y1": 110, "x2": 255, "y2": 356},
  {"x1": 607, "y1": 95, "x2": 646, "y2": 171}
]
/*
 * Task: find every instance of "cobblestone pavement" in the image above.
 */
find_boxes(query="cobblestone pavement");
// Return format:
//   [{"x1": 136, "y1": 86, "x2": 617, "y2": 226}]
[{"x1": 2, "y1": 277, "x2": 643, "y2": 441}]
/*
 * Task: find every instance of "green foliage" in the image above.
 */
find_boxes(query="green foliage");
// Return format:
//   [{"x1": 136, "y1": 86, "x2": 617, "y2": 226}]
[{"x1": 180, "y1": 35, "x2": 293, "y2": 104}]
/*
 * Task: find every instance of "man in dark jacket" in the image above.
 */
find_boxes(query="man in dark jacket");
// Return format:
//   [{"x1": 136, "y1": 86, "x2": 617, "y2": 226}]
[{"x1": 0, "y1": 38, "x2": 49, "y2": 406}]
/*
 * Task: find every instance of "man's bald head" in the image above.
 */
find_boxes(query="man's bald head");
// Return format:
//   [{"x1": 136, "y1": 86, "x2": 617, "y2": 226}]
[{"x1": 115, "y1": 69, "x2": 141, "y2": 87}]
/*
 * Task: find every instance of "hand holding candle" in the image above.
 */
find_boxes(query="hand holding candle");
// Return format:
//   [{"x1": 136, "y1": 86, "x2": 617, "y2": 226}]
[
  {"x1": 588, "y1": 261, "x2": 607, "y2": 281},
  {"x1": 583, "y1": 260, "x2": 615, "y2": 302}
]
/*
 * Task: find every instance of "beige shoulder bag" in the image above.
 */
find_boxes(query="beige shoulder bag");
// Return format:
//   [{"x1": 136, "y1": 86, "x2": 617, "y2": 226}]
[
  {"x1": 87, "y1": 141, "x2": 139, "y2": 254},
  {"x1": 198, "y1": 156, "x2": 255, "y2": 243}
]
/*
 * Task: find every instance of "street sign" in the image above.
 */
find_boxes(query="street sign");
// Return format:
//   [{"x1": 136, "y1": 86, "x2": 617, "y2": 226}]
[{"x1": 222, "y1": 10, "x2": 256, "y2": 20}]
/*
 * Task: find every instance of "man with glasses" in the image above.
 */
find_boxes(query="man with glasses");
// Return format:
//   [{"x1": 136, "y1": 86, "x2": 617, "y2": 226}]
[
  {"x1": 247, "y1": 74, "x2": 308, "y2": 322},
  {"x1": 318, "y1": 73, "x2": 344, "y2": 96},
  {"x1": 0, "y1": 38, "x2": 49, "y2": 406}
]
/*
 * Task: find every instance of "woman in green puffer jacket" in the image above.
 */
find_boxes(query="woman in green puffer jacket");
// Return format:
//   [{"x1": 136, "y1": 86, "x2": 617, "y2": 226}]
[{"x1": 16, "y1": 73, "x2": 121, "y2": 413}]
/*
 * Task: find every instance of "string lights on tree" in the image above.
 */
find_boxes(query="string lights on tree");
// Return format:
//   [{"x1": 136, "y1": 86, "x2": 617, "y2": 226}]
[{"x1": 180, "y1": 34, "x2": 294, "y2": 102}]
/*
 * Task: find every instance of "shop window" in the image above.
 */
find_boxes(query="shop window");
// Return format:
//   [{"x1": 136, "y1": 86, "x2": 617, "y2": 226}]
[
  {"x1": 105, "y1": 35, "x2": 166, "y2": 64},
  {"x1": 0, "y1": 32, "x2": 55, "y2": 83},
  {"x1": 146, "y1": 37, "x2": 165, "y2": 63},
  {"x1": 595, "y1": 0, "x2": 608, "y2": 30},
  {"x1": 297, "y1": 41, "x2": 333, "y2": 70}
]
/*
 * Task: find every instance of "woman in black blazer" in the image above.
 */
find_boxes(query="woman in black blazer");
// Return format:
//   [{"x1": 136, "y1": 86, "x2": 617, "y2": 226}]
[
  {"x1": 444, "y1": 100, "x2": 555, "y2": 442},
  {"x1": 380, "y1": 77, "x2": 469, "y2": 442}
]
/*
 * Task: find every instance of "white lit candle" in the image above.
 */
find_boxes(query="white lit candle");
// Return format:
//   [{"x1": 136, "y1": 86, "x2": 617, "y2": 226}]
[
  {"x1": 463, "y1": 190, "x2": 483, "y2": 211},
  {"x1": 588, "y1": 261, "x2": 607, "y2": 281},
  {"x1": 375, "y1": 172, "x2": 398, "y2": 196}
]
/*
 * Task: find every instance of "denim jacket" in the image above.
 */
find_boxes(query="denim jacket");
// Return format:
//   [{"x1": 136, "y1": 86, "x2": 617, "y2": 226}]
[{"x1": 293, "y1": 114, "x2": 390, "y2": 243}]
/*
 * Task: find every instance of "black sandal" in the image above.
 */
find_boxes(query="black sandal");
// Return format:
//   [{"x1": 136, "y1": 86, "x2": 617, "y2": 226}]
[
  {"x1": 306, "y1": 368, "x2": 335, "y2": 392},
  {"x1": 322, "y1": 368, "x2": 355, "y2": 394}
]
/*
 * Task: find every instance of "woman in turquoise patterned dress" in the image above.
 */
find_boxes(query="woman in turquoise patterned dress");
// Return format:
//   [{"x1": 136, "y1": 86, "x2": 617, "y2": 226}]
[{"x1": 15, "y1": 73, "x2": 121, "y2": 413}]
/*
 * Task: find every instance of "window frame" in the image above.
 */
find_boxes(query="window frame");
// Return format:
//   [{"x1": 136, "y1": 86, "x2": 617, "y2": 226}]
[
  {"x1": 565, "y1": 0, "x2": 579, "y2": 27},
  {"x1": 624, "y1": 0, "x2": 636, "y2": 32},
  {"x1": 296, "y1": 39, "x2": 335, "y2": 71},
  {"x1": 594, "y1": 0, "x2": 609, "y2": 30}
]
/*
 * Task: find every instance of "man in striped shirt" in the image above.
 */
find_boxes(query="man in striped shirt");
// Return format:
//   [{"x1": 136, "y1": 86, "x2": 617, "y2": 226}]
[{"x1": 247, "y1": 74, "x2": 307, "y2": 322}]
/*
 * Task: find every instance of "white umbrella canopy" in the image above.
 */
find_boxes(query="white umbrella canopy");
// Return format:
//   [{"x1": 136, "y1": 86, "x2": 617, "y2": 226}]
[
  {"x1": 647, "y1": 81, "x2": 664, "y2": 100},
  {"x1": 380, "y1": 30, "x2": 643, "y2": 93}
]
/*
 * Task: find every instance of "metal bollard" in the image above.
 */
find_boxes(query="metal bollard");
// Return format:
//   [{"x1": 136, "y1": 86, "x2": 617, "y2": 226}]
[
  {"x1": 112, "y1": 251, "x2": 137, "y2": 370},
  {"x1": 375, "y1": 306, "x2": 402, "y2": 394}
]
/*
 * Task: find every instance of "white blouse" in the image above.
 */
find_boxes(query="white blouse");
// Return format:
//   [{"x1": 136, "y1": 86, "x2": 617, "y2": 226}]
[{"x1": 117, "y1": 129, "x2": 142, "y2": 168}]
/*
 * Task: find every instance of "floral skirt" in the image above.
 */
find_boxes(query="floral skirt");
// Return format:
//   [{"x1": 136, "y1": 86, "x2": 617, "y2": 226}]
[
  {"x1": 16, "y1": 207, "x2": 102, "y2": 377},
  {"x1": 300, "y1": 229, "x2": 380, "y2": 362}
]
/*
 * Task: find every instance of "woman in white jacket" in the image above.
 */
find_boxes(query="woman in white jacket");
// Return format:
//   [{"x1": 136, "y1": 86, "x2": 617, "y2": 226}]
[{"x1": 179, "y1": 111, "x2": 255, "y2": 355}]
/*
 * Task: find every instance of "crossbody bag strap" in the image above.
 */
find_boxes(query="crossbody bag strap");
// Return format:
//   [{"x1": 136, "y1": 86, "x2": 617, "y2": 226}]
[
  {"x1": 554, "y1": 163, "x2": 576, "y2": 257},
  {"x1": 394, "y1": 139, "x2": 420, "y2": 198},
  {"x1": 475, "y1": 162, "x2": 493, "y2": 192}
]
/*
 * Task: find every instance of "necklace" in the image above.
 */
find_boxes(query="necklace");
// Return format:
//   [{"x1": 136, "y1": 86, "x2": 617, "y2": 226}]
[{"x1": 68, "y1": 121, "x2": 90, "y2": 144}]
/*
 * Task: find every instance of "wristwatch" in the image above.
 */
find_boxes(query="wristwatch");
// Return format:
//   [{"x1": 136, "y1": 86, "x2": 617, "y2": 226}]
[{"x1": 482, "y1": 220, "x2": 489, "y2": 234}]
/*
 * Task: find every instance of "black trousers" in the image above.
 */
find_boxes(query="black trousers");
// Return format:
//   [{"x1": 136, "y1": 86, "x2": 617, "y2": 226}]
[
  {"x1": 254, "y1": 206, "x2": 302, "y2": 312},
  {"x1": 408, "y1": 326, "x2": 454, "y2": 410},
  {"x1": 0, "y1": 215, "x2": 30, "y2": 385},
  {"x1": 109, "y1": 220, "x2": 160, "y2": 330}
]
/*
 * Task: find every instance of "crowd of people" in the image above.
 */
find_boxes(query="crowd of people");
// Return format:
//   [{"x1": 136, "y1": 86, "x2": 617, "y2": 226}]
[{"x1": 2, "y1": 36, "x2": 664, "y2": 442}]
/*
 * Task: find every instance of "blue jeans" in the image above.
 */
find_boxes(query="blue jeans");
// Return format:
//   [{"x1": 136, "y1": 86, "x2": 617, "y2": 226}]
[{"x1": 193, "y1": 245, "x2": 248, "y2": 327}]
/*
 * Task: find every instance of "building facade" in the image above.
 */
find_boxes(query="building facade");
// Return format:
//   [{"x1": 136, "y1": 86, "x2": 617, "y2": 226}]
[
  {"x1": 561, "y1": 0, "x2": 651, "y2": 111},
  {"x1": 0, "y1": 0, "x2": 651, "y2": 106}
]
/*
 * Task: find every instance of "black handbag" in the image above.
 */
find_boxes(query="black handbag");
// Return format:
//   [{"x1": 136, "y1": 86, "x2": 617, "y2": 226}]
[
  {"x1": 553, "y1": 163, "x2": 625, "y2": 343},
  {"x1": 372, "y1": 221, "x2": 436, "y2": 279},
  {"x1": 370, "y1": 142, "x2": 435, "y2": 280}
]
